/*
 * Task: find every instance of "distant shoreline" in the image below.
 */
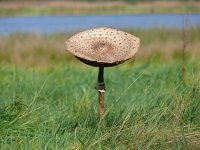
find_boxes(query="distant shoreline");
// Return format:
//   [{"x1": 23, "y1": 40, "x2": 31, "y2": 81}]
[
  {"x1": 1, "y1": 14, "x2": 200, "y2": 36},
  {"x1": 0, "y1": 1, "x2": 200, "y2": 16}
]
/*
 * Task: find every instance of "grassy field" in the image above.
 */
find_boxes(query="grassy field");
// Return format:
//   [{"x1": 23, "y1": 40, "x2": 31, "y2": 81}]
[
  {"x1": 0, "y1": 28, "x2": 200, "y2": 149},
  {"x1": 0, "y1": 1, "x2": 200, "y2": 16},
  {"x1": 0, "y1": 28, "x2": 200, "y2": 66}
]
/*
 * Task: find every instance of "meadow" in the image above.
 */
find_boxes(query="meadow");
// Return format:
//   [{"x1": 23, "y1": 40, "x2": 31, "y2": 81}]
[
  {"x1": 0, "y1": 28, "x2": 200, "y2": 149},
  {"x1": 0, "y1": 1, "x2": 200, "y2": 16}
]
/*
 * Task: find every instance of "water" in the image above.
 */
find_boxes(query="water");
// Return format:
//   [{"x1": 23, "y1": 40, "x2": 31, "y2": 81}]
[{"x1": 0, "y1": 14, "x2": 200, "y2": 35}]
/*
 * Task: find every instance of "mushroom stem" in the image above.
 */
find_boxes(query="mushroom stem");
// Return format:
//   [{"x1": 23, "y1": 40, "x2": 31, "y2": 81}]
[
  {"x1": 96, "y1": 67, "x2": 105, "y2": 119},
  {"x1": 98, "y1": 90, "x2": 104, "y2": 119},
  {"x1": 98, "y1": 67, "x2": 104, "y2": 83}
]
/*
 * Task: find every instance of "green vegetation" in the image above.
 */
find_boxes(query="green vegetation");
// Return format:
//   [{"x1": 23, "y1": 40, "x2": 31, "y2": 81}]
[
  {"x1": 1, "y1": 28, "x2": 200, "y2": 66},
  {"x1": 0, "y1": 59, "x2": 200, "y2": 149},
  {"x1": 0, "y1": 28, "x2": 200, "y2": 149},
  {"x1": 0, "y1": 1, "x2": 199, "y2": 16},
  {"x1": 0, "y1": 0, "x2": 199, "y2": 2}
]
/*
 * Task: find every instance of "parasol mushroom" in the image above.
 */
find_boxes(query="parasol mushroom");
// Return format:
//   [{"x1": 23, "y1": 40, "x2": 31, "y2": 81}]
[{"x1": 65, "y1": 27, "x2": 140, "y2": 120}]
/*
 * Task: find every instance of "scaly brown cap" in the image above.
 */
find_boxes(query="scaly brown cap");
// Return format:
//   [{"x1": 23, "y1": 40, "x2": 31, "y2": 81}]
[{"x1": 65, "y1": 27, "x2": 140, "y2": 67}]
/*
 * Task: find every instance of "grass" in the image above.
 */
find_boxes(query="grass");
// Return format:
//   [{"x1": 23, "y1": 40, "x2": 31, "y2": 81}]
[
  {"x1": 0, "y1": 28, "x2": 200, "y2": 149},
  {"x1": 0, "y1": 61, "x2": 200, "y2": 149},
  {"x1": 0, "y1": 1, "x2": 200, "y2": 16},
  {"x1": 0, "y1": 28, "x2": 200, "y2": 66}
]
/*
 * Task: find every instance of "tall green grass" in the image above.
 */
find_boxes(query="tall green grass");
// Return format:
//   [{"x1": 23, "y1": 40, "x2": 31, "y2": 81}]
[
  {"x1": 0, "y1": 28, "x2": 200, "y2": 149},
  {"x1": 0, "y1": 61, "x2": 199, "y2": 149}
]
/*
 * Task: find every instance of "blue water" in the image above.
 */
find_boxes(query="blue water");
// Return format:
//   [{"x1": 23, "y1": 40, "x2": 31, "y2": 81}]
[{"x1": 0, "y1": 14, "x2": 200, "y2": 35}]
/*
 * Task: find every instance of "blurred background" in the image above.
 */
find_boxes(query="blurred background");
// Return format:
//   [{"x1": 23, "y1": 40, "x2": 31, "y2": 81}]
[{"x1": 0, "y1": 0, "x2": 200, "y2": 66}]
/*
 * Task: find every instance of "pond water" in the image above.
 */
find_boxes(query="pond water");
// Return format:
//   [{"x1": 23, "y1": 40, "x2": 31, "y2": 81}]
[{"x1": 0, "y1": 14, "x2": 200, "y2": 35}]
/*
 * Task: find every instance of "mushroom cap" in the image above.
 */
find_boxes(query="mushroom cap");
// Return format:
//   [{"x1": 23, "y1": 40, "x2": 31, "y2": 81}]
[{"x1": 65, "y1": 27, "x2": 140, "y2": 67}]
